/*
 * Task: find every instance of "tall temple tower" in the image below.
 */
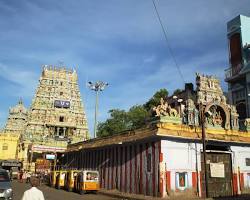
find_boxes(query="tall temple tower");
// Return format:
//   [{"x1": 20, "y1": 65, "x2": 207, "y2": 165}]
[
  {"x1": 3, "y1": 99, "x2": 28, "y2": 134},
  {"x1": 25, "y1": 66, "x2": 89, "y2": 143}
]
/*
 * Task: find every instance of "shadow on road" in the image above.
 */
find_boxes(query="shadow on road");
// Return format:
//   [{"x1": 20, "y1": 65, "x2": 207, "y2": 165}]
[{"x1": 213, "y1": 194, "x2": 250, "y2": 200}]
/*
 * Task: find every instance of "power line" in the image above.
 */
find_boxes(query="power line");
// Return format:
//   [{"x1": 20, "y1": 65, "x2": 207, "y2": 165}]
[{"x1": 151, "y1": 0, "x2": 185, "y2": 84}]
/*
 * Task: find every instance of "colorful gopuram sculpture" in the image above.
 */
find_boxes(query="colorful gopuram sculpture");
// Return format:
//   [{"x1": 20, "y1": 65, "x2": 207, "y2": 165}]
[{"x1": 153, "y1": 73, "x2": 239, "y2": 131}]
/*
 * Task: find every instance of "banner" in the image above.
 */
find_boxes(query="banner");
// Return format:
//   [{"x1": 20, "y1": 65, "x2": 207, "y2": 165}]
[{"x1": 54, "y1": 100, "x2": 70, "y2": 108}]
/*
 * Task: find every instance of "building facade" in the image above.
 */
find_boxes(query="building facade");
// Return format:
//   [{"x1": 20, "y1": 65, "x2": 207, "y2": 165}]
[
  {"x1": 0, "y1": 134, "x2": 19, "y2": 160},
  {"x1": 225, "y1": 15, "x2": 250, "y2": 122},
  {"x1": 64, "y1": 74, "x2": 250, "y2": 198}
]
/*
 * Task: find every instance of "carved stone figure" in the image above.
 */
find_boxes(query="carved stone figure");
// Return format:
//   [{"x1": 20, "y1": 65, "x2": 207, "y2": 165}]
[
  {"x1": 153, "y1": 98, "x2": 178, "y2": 117},
  {"x1": 167, "y1": 105, "x2": 178, "y2": 117}
]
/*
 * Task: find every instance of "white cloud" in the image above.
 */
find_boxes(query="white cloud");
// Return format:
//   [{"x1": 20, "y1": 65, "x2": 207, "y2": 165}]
[{"x1": 0, "y1": 63, "x2": 39, "y2": 98}]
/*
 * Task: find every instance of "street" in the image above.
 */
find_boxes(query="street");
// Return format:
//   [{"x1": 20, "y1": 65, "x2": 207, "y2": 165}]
[{"x1": 12, "y1": 181, "x2": 119, "y2": 200}]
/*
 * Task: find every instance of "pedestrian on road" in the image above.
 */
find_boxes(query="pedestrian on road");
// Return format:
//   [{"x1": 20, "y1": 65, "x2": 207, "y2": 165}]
[
  {"x1": 26, "y1": 171, "x2": 31, "y2": 183},
  {"x1": 21, "y1": 176, "x2": 45, "y2": 200}
]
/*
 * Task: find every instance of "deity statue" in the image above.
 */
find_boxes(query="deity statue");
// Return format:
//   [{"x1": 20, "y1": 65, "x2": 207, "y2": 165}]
[
  {"x1": 153, "y1": 98, "x2": 178, "y2": 117},
  {"x1": 153, "y1": 98, "x2": 168, "y2": 117}
]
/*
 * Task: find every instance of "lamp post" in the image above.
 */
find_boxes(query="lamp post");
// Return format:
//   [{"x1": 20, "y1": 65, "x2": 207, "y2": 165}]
[
  {"x1": 199, "y1": 103, "x2": 209, "y2": 198},
  {"x1": 88, "y1": 81, "x2": 108, "y2": 138}
]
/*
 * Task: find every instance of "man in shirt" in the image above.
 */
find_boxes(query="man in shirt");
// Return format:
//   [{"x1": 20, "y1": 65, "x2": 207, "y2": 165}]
[{"x1": 22, "y1": 177, "x2": 45, "y2": 200}]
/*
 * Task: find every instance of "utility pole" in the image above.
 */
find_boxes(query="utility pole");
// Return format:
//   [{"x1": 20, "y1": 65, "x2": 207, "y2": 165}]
[
  {"x1": 88, "y1": 81, "x2": 108, "y2": 138},
  {"x1": 200, "y1": 103, "x2": 208, "y2": 198}
]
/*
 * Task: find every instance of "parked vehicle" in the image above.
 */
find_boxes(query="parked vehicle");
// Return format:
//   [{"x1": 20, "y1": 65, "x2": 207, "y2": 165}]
[
  {"x1": 65, "y1": 170, "x2": 79, "y2": 192},
  {"x1": 75, "y1": 170, "x2": 99, "y2": 194},
  {"x1": 50, "y1": 170, "x2": 59, "y2": 187},
  {"x1": 55, "y1": 170, "x2": 67, "y2": 189},
  {"x1": 0, "y1": 169, "x2": 13, "y2": 200}
]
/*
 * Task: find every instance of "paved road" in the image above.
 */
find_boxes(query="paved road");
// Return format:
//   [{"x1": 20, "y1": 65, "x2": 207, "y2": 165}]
[
  {"x1": 11, "y1": 180, "x2": 250, "y2": 200},
  {"x1": 12, "y1": 181, "x2": 119, "y2": 200}
]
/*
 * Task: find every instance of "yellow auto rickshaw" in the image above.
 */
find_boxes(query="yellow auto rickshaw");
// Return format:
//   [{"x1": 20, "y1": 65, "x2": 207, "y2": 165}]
[
  {"x1": 75, "y1": 170, "x2": 100, "y2": 194},
  {"x1": 55, "y1": 170, "x2": 67, "y2": 189},
  {"x1": 65, "y1": 170, "x2": 79, "y2": 192},
  {"x1": 50, "y1": 170, "x2": 59, "y2": 187}
]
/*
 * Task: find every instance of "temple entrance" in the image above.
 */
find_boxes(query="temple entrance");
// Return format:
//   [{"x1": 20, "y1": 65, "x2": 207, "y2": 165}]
[
  {"x1": 201, "y1": 150, "x2": 233, "y2": 198},
  {"x1": 59, "y1": 127, "x2": 64, "y2": 137},
  {"x1": 54, "y1": 127, "x2": 68, "y2": 139}
]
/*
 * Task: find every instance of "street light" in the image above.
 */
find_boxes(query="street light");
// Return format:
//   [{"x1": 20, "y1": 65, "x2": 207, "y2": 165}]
[
  {"x1": 199, "y1": 103, "x2": 213, "y2": 198},
  {"x1": 88, "y1": 81, "x2": 109, "y2": 138}
]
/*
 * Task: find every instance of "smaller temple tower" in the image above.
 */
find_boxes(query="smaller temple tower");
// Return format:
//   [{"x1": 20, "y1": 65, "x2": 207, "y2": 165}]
[{"x1": 3, "y1": 99, "x2": 28, "y2": 134}]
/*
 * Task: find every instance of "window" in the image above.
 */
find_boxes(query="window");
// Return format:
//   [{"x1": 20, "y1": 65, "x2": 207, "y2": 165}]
[
  {"x1": 60, "y1": 92, "x2": 63, "y2": 96},
  {"x1": 246, "y1": 158, "x2": 250, "y2": 166},
  {"x1": 2, "y1": 143, "x2": 8, "y2": 151},
  {"x1": 0, "y1": 171, "x2": 10, "y2": 182},
  {"x1": 59, "y1": 116, "x2": 64, "y2": 122},
  {"x1": 85, "y1": 172, "x2": 98, "y2": 181},
  {"x1": 176, "y1": 172, "x2": 188, "y2": 190}
]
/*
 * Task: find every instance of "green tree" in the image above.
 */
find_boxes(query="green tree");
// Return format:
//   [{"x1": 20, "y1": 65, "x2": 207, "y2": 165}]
[
  {"x1": 97, "y1": 109, "x2": 129, "y2": 137},
  {"x1": 144, "y1": 88, "x2": 168, "y2": 111},
  {"x1": 128, "y1": 105, "x2": 149, "y2": 129},
  {"x1": 97, "y1": 88, "x2": 169, "y2": 138},
  {"x1": 97, "y1": 106, "x2": 149, "y2": 138}
]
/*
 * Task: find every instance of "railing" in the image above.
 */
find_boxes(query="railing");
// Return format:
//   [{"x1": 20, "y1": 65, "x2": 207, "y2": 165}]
[{"x1": 225, "y1": 63, "x2": 243, "y2": 79}]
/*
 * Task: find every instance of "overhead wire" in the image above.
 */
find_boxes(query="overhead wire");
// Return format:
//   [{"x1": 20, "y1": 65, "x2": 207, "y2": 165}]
[{"x1": 151, "y1": 0, "x2": 185, "y2": 84}]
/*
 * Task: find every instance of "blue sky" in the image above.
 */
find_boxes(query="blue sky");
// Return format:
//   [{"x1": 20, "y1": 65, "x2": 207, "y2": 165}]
[{"x1": 0, "y1": 0, "x2": 249, "y2": 137}]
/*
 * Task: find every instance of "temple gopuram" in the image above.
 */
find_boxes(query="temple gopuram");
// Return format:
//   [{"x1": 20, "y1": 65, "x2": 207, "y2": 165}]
[
  {"x1": 3, "y1": 99, "x2": 28, "y2": 134},
  {"x1": 0, "y1": 100, "x2": 27, "y2": 169},
  {"x1": 0, "y1": 66, "x2": 89, "y2": 171},
  {"x1": 63, "y1": 73, "x2": 250, "y2": 198}
]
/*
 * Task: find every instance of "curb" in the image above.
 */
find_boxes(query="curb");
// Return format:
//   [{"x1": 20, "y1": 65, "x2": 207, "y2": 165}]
[{"x1": 98, "y1": 191, "x2": 149, "y2": 200}]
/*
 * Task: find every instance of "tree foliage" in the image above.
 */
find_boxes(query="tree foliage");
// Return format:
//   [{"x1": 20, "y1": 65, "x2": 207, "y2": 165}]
[{"x1": 97, "y1": 89, "x2": 168, "y2": 138}]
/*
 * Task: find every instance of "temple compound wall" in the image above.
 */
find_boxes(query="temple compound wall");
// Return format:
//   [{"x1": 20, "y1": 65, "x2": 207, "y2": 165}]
[
  {"x1": 64, "y1": 73, "x2": 250, "y2": 198},
  {"x1": 64, "y1": 125, "x2": 250, "y2": 198}
]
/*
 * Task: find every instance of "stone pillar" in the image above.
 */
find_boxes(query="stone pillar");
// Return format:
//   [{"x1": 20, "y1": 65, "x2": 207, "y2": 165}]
[
  {"x1": 63, "y1": 127, "x2": 66, "y2": 137},
  {"x1": 57, "y1": 127, "x2": 59, "y2": 136}
]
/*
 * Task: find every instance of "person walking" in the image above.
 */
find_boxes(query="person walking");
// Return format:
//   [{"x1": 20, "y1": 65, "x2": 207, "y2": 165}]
[
  {"x1": 26, "y1": 171, "x2": 31, "y2": 183},
  {"x1": 21, "y1": 177, "x2": 45, "y2": 200}
]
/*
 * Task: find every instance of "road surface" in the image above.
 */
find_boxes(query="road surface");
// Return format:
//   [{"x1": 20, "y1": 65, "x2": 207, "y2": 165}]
[{"x1": 12, "y1": 180, "x2": 119, "y2": 200}]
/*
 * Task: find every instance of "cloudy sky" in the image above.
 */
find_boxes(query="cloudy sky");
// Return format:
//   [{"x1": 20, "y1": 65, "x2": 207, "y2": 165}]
[{"x1": 0, "y1": 0, "x2": 249, "y2": 137}]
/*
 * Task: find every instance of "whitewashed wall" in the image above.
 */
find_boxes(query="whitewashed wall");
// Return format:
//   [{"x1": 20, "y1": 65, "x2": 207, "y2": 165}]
[
  {"x1": 161, "y1": 140, "x2": 202, "y2": 193},
  {"x1": 231, "y1": 146, "x2": 250, "y2": 190}
]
